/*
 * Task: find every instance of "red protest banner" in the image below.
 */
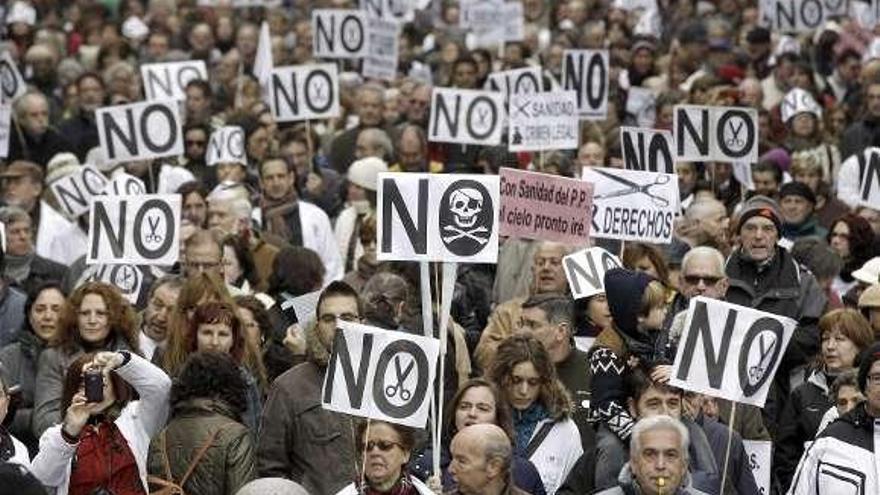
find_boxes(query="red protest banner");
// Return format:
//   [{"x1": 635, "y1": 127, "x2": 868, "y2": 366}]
[{"x1": 499, "y1": 168, "x2": 593, "y2": 245}]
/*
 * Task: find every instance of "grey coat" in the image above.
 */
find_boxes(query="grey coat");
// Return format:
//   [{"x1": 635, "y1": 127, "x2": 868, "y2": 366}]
[
  {"x1": 595, "y1": 464, "x2": 711, "y2": 495},
  {"x1": 0, "y1": 331, "x2": 47, "y2": 450}
]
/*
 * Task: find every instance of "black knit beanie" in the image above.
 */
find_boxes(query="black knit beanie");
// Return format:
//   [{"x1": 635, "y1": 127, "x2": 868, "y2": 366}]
[{"x1": 604, "y1": 268, "x2": 654, "y2": 336}]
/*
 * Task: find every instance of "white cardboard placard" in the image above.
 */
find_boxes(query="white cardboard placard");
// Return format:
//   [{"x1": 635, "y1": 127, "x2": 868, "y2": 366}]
[
  {"x1": 669, "y1": 297, "x2": 797, "y2": 407},
  {"x1": 313, "y1": 9, "x2": 368, "y2": 59},
  {"x1": 620, "y1": 127, "x2": 675, "y2": 174},
  {"x1": 428, "y1": 88, "x2": 505, "y2": 146},
  {"x1": 508, "y1": 91, "x2": 579, "y2": 152},
  {"x1": 50, "y1": 164, "x2": 109, "y2": 219},
  {"x1": 322, "y1": 320, "x2": 440, "y2": 428},
  {"x1": 141, "y1": 60, "x2": 208, "y2": 101},
  {"x1": 674, "y1": 105, "x2": 759, "y2": 164},
  {"x1": 96, "y1": 100, "x2": 184, "y2": 165},
  {"x1": 89, "y1": 264, "x2": 145, "y2": 304},
  {"x1": 0, "y1": 51, "x2": 26, "y2": 104},
  {"x1": 363, "y1": 16, "x2": 400, "y2": 81},
  {"x1": 86, "y1": 194, "x2": 182, "y2": 266},
  {"x1": 562, "y1": 49, "x2": 609, "y2": 120},
  {"x1": 269, "y1": 64, "x2": 341, "y2": 122},
  {"x1": 562, "y1": 247, "x2": 623, "y2": 299},
  {"x1": 743, "y1": 440, "x2": 772, "y2": 495},
  {"x1": 103, "y1": 172, "x2": 146, "y2": 196},
  {"x1": 582, "y1": 167, "x2": 679, "y2": 243},
  {"x1": 206, "y1": 126, "x2": 247, "y2": 166}
]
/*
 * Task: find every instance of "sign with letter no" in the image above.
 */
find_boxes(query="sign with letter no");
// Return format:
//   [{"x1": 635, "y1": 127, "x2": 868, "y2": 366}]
[
  {"x1": 377, "y1": 173, "x2": 500, "y2": 263},
  {"x1": 674, "y1": 105, "x2": 759, "y2": 164},
  {"x1": 313, "y1": 10, "x2": 367, "y2": 59},
  {"x1": 322, "y1": 321, "x2": 440, "y2": 428},
  {"x1": 96, "y1": 100, "x2": 184, "y2": 165},
  {"x1": 0, "y1": 51, "x2": 26, "y2": 104},
  {"x1": 206, "y1": 126, "x2": 246, "y2": 166},
  {"x1": 582, "y1": 167, "x2": 679, "y2": 244},
  {"x1": 87, "y1": 194, "x2": 182, "y2": 266},
  {"x1": 428, "y1": 88, "x2": 505, "y2": 146},
  {"x1": 89, "y1": 264, "x2": 145, "y2": 305},
  {"x1": 141, "y1": 60, "x2": 208, "y2": 101},
  {"x1": 562, "y1": 49, "x2": 609, "y2": 120},
  {"x1": 669, "y1": 297, "x2": 796, "y2": 407},
  {"x1": 49, "y1": 165, "x2": 109, "y2": 219},
  {"x1": 269, "y1": 64, "x2": 340, "y2": 122},
  {"x1": 563, "y1": 247, "x2": 623, "y2": 299}
]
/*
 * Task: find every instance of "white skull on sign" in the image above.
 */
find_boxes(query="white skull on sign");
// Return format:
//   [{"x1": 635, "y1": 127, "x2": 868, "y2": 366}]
[{"x1": 449, "y1": 188, "x2": 483, "y2": 228}]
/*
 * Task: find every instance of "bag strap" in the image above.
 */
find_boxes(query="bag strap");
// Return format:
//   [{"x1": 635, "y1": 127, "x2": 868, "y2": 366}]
[
  {"x1": 525, "y1": 421, "x2": 555, "y2": 458},
  {"x1": 160, "y1": 430, "x2": 173, "y2": 480},
  {"x1": 178, "y1": 429, "x2": 221, "y2": 486}
]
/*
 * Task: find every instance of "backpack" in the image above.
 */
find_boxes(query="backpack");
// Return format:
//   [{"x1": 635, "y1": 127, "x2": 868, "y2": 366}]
[{"x1": 148, "y1": 428, "x2": 220, "y2": 495}]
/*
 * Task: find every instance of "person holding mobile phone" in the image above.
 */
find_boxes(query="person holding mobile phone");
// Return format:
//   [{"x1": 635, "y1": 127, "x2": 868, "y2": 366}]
[{"x1": 30, "y1": 350, "x2": 171, "y2": 495}]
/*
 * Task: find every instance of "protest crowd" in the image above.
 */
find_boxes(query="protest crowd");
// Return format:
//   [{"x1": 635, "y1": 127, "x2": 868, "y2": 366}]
[{"x1": 4, "y1": 0, "x2": 880, "y2": 494}]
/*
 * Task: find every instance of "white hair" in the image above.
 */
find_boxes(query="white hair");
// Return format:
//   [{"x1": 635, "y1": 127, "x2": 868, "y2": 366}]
[
  {"x1": 630, "y1": 415, "x2": 690, "y2": 463},
  {"x1": 681, "y1": 246, "x2": 726, "y2": 277}
]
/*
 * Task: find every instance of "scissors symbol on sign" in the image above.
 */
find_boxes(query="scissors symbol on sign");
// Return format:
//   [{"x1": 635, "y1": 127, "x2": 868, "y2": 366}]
[
  {"x1": 726, "y1": 120, "x2": 745, "y2": 148},
  {"x1": 384, "y1": 355, "x2": 414, "y2": 401},
  {"x1": 145, "y1": 216, "x2": 163, "y2": 244},
  {"x1": 592, "y1": 169, "x2": 671, "y2": 207}
]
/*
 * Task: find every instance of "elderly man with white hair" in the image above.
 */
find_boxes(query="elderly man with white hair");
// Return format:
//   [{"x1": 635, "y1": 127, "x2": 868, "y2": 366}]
[{"x1": 7, "y1": 91, "x2": 74, "y2": 166}]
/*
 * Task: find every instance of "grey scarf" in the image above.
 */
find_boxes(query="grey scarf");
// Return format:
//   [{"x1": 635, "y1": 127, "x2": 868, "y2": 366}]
[{"x1": 4, "y1": 251, "x2": 34, "y2": 283}]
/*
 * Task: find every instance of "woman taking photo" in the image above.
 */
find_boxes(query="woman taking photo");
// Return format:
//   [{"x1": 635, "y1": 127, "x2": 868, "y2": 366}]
[
  {"x1": 187, "y1": 301, "x2": 263, "y2": 432},
  {"x1": 0, "y1": 281, "x2": 66, "y2": 450},
  {"x1": 148, "y1": 352, "x2": 254, "y2": 494},
  {"x1": 410, "y1": 378, "x2": 546, "y2": 494},
  {"x1": 335, "y1": 420, "x2": 433, "y2": 495},
  {"x1": 30, "y1": 350, "x2": 171, "y2": 494},
  {"x1": 774, "y1": 308, "x2": 874, "y2": 491},
  {"x1": 489, "y1": 335, "x2": 582, "y2": 495},
  {"x1": 33, "y1": 282, "x2": 140, "y2": 438}
]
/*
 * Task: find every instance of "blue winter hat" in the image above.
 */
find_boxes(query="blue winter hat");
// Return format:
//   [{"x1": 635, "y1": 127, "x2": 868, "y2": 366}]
[{"x1": 604, "y1": 268, "x2": 654, "y2": 335}]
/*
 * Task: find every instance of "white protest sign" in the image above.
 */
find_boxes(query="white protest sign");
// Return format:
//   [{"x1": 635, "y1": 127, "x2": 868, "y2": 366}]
[
  {"x1": 674, "y1": 105, "x2": 759, "y2": 164},
  {"x1": 0, "y1": 51, "x2": 26, "y2": 104},
  {"x1": 197, "y1": 0, "x2": 282, "y2": 6},
  {"x1": 485, "y1": 66, "x2": 543, "y2": 97},
  {"x1": 732, "y1": 162, "x2": 755, "y2": 191},
  {"x1": 206, "y1": 126, "x2": 247, "y2": 166},
  {"x1": 0, "y1": 221, "x2": 5, "y2": 253},
  {"x1": 620, "y1": 127, "x2": 675, "y2": 174},
  {"x1": 780, "y1": 88, "x2": 822, "y2": 123},
  {"x1": 743, "y1": 440, "x2": 772, "y2": 495},
  {"x1": 269, "y1": 64, "x2": 340, "y2": 122},
  {"x1": 361, "y1": 0, "x2": 415, "y2": 22},
  {"x1": 87, "y1": 194, "x2": 182, "y2": 266},
  {"x1": 96, "y1": 100, "x2": 184, "y2": 165},
  {"x1": 508, "y1": 91, "x2": 579, "y2": 152},
  {"x1": 278, "y1": 289, "x2": 322, "y2": 329},
  {"x1": 313, "y1": 10, "x2": 367, "y2": 59},
  {"x1": 49, "y1": 165, "x2": 109, "y2": 219},
  {"x1": 363, "y1": 16, "x2": 400, "y2": 81},
  {"x1": 322, "y1": 320, "x2": 440, "y2": 428},
  {"x1": 103, "y1": 173, "x2": 146, "y2": 196},
  {"x1": 563, "y1": 247, "x2": 623, "y2": 299},
  {"x1": 582, "y1": 167, "x2": 678, "y2": 243},
  {"x1": 141, "y1": 60, "x2": 208, "y2": 101},
  {"x1": 860, "y1": 148, "x2": 880, "y2": 209},
  {"x1": 670, "y1": 297, "x2": 797, "y2": 407},
  {"x1": 0, "y1": 104, "x2": 10, "y2": 159},
  {"x1": 562, "y1": 50, "x2": 609, "y2": 120},
  {"x1": 762, "y1": 0, "x2": 848, "y2": 33},
  {"x1": 428, "y1": 88, "x2": 504, "y2": 146},
  {"x1": 89, "y1": 264, "x2": 145, "y2": 304},
  {"x1": 377, "y1": 173, "x2": 500, "y2": 263}
]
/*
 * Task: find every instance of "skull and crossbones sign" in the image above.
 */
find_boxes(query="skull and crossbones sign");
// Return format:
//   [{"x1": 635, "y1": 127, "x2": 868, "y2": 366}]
[{"x1": 442, "y1": 188, "x2": 489, "y2": 245}]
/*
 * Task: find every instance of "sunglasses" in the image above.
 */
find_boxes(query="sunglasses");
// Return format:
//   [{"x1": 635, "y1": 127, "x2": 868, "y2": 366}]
[
  {"x1": 683, "y1": 275, "x2": 722, "y2": 286},
  {"x1": 361, "y1": 440, "x2": 402, "y2": 452},
  {"x1": 186, "y1": 140, "x2": 207, "y2": 146}
]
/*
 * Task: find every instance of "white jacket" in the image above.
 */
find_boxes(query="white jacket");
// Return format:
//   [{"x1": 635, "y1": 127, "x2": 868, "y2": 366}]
[
  {"x1": 30, "y1": 353, "x2": 171, "y2": 495},
  {"x1": 299, "y1": 200, "x2": 344, "y2": 283},
  {"x1": 837, "y1": 152, "x2": 864, "y2": 208},
  {"x1": 35, "y1": 201, "x2": 85, "y2": 265},
  {"x1": 787, "y1": 406, "x2": 879, "y2": 495},
  {"x1": 8, "y1": 433, "x2": 29, "y2": 467},
  {"x1": 529, "y1": 417, "x2": 583, "y2": 495},
  {"x1": 335, "y1": 477, "x2": 434, "y2": 495},
  {"x1": 334, "y1": 205, "x2": 364, "y2": 273}
]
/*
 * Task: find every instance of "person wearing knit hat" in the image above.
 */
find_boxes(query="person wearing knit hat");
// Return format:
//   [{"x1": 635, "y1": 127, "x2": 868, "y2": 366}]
[
  {"x1": 789, "y1": 340, "x2": 880, "y2": 493},
  {"x1": 727, "y1": 198, "x2": 827, "y2": 436},
  {"x1": 588, "y1": 268, "x2": 670, "y2": 445},
  {"x1": 335, "y1": 157, "x2": 389, "y2": 273},
  {"x1": 779, "y1": 181, "x2": 826, "y2": 241}
]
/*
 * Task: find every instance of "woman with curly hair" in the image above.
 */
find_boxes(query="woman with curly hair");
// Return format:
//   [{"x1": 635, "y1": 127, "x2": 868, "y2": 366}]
[
  {"x1": 489, "y1": 334, "x2": 582, "y2": 495},
  {"x1": 186, "y1": 302, "x2": 263, "y2": 434},
  {"x1": 222, "y1": 234, "x2": 258, "y2": 292},
  {"x1": 827, "y1": 213, "x2": 876, "y2": 298},
  {"x1": 147, "y1": 352, "x2": 255, "y2": 495},
  {"x1": 32, "y1": 282, "x2": 139, "y2": 438}
]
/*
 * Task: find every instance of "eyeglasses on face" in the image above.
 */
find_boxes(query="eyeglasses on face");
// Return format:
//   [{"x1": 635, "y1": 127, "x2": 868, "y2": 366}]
[
  {"x1": 360, "y1": 440, "x2": 402, "y2": 452},
  {"x1": 318, "y1": 313, "x2": 360, "y2": 324},
  {"x1": 683, "y1": 275, "x2": 722, "y2": 286}
]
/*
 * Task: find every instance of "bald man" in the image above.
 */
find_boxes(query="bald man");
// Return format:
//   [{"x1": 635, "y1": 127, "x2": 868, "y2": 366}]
[
  {"x1": 677, "y1": 199, "x2": 729, "y2": 251},
  {"x1": 448, "y1": 425, "x2": 528, "y2": 495}
]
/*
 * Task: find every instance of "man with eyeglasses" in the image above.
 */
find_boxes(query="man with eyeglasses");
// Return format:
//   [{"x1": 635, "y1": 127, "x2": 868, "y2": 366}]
[
  {"x1": 788, "y1": 342, "x2": 880, "y2": 494},
  {"x1": 725, "y1": 196, "x2": 826, "y2": 437},
  {"x1": 475, "y1": 241, "x2": 571, "y2": 371},
  {"x1": 183, "y1": 229, "x2": 224, "y2": 280},
  {"x1": 257, "y1": 281, "x2": 363, "y2": 495}
]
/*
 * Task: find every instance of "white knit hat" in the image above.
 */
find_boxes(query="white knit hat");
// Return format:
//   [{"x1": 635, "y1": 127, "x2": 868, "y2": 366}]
[{"x1": 347, "y1": 157, "x2": 388, "y2": 191}]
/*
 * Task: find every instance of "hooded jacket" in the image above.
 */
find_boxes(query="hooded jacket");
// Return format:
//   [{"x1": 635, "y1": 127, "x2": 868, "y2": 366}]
[{"x1": 787, "y1": 402, "x2": 879, "y2": 495}]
